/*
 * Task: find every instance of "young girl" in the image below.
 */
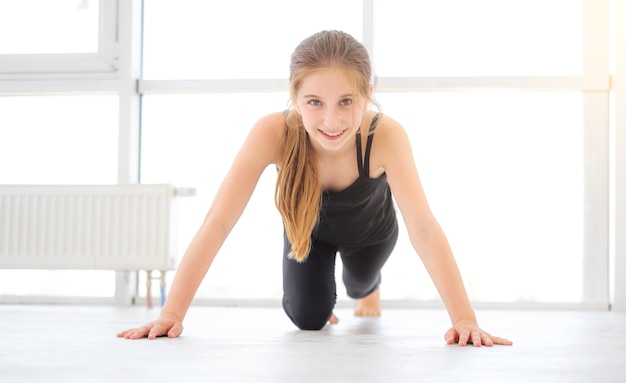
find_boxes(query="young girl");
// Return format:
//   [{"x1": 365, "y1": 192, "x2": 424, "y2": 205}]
[{"x1": 118, "y1": 30, "x2": 512, "y2": 347}]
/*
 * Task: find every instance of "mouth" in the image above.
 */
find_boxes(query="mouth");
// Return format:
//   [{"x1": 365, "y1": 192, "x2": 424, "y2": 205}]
[{"x1": 319, "y1": 129, "x2": 346, "y2": 139}]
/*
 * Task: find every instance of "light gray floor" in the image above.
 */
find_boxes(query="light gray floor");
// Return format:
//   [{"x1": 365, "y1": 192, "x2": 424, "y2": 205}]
[{"x1": 0, "y1": 304, "x2": 625, "y2": 383}]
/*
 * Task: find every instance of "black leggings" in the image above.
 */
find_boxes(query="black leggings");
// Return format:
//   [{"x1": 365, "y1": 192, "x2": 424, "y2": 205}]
[{"x1": 282, "y1": 226, "x2": 398, "y2": 330}]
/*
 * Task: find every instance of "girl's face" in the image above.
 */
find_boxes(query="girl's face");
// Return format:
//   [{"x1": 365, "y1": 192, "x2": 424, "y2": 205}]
[{"x1": 294, "y1": 68, "x2": 370, "y2": 154}]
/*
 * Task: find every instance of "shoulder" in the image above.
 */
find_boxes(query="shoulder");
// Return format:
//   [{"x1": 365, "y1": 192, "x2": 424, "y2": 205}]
[
  {"x1": 251, "y1": 111, "x2": 287, "y2": 139},
  {"x1": 364, "y1": 112, "x2": 413, "y2": 177},
  {"x1": 372, "y1": 113, "x2": 406, "y2": 138},
  {"x1": 368, "y1": 113, "x2": 415, "y2": 171},
  {"x1": 370, "y1": 113, "x2": 411, "y2": 153},
  {"x1": 245, "y1": 111, "x2": 287, "y2": 165},
  {"x1": 252, "y1": 112, "x2": 287, "y2": 145}
]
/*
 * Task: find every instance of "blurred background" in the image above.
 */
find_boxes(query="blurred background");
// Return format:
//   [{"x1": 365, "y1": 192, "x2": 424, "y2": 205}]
[{"x1": 0, "y1": 0, "x2": 624, "y2": 310}]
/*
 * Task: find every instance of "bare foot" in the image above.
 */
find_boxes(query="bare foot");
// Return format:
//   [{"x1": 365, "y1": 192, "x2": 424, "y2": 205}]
[
  {"x1": 354, "y1": 288, "x2": 381, "y2": 317},
  {"x1": 329, "y1": 313, "x2": 339, "y2": 324}
]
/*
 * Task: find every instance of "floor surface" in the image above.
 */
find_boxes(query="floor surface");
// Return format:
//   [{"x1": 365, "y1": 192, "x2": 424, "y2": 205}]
[{"x1": 0, "y1": 304, "x2": 625, "y2": 382}]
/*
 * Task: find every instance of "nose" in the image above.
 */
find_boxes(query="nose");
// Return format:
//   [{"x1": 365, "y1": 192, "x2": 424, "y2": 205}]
[{"x1": 323, "y1": 107, "x2": 342, "y2": 129}]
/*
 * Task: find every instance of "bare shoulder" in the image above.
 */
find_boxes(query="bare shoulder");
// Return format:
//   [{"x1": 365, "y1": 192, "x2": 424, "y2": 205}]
[
  {"x1": 374, "y1": 113, "x2": 407, "y2": 141},
  {"x1": 365, "y1": 113, "x2": 412, "y2": 177},
  {"x1": 245, "y1": 111, "x2": 286, "y2": 165},
  {"x1": 251, "y1": 112, "x2": 286, "y2": 143},
  {"x1": 370, "y1": 113, "x2": 412, "y2": 163}
]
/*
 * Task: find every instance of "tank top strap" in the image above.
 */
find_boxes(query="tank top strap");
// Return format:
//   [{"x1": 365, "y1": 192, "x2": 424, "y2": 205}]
[
  {"x1": 355, "y1": 113, "x2": 381, "y2": 178},
  {"x1": 355, "y1": 131, "x2": 364, "y2": 176},
  {"x1": 363, "y1": 114, "x2": 380, "y2": 177}
]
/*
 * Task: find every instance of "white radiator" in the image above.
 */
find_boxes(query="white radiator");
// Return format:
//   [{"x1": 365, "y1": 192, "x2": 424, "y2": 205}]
[{"x1": 0, "y1": 184, "x2": 193, "y2": 272}]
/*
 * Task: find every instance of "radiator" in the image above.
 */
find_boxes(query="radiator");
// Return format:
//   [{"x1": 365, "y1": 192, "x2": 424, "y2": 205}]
[{"x1": 0, "y1": 184, "x2": 193, "y2": 272}]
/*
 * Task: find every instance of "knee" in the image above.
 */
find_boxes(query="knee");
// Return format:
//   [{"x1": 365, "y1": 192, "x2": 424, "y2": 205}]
[
  {"x1": 283, "y1": 297, "x2": 334, "y2": 330},
  {"x1": 345, "y1": 274, "x2": 381, "y2": 299}
]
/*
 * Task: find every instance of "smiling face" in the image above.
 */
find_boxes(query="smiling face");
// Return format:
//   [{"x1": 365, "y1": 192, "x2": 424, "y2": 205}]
[{"x1": 294, "y1": 67, "x2": 371, "y2": 154}]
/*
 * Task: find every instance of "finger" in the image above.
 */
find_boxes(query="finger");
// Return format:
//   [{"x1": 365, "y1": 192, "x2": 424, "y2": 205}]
[
  {"x1": 129, "y1": 325, "x2": 153, "y2": 339},
  {"x1": 481, "y1": 333, "x2": 494, "y2": 347},
  {"x1": 444, "y1": 328, "x2": 457, "y2": 345},
  {"x1": 458, "y1": 330, "x2": 470, "y2": 346},
  {"x1": 168, "y1": 323, "x2": 183, "y2": 338},
  {"x1": 121, "y1": 329, "x2": 137, "y2": 339},
  {"x1": 116, "y1": 329, "x2": 132, "y2": 338},
  {"x1": 492, "y1": 336, "x2": 513, "y2": 346},
  {"x1": 471, "y1": 331, "x2": 482, "y2": 347},
  {"x1": 147, "y1": 324, "x2": 166, "y2": 340}
]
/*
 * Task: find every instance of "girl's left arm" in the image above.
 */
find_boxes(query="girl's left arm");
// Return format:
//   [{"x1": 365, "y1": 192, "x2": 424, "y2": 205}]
[{"x1": 379, "y1": 116, "x2": 512, "y2": 347}]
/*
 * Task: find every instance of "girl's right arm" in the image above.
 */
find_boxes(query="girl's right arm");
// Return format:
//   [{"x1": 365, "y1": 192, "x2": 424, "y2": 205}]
[{"x1": 117, "y1": 112, "x2": 285, "y2": 340}]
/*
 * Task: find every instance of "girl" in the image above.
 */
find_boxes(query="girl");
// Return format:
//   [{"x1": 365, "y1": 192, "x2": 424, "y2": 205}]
[{"x1": 118, "y1": 30, "x2": 512, "y2": 347}]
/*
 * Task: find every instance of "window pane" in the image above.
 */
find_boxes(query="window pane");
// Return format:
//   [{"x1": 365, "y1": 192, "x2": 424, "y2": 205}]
[
  {"x1": 142, "y1": 92, "x2": 584, "y2": 304},
  {"x1": 143, "y1": 0, "x2": 363, "y2": 79},
  {"x1": 376, "y1": 91, "x2": 584, "y2": 303},
  {"x1": 0, "y1": 0, "x2": 99, "y2": 54},
  {"x1": 0, "y1": 95, "x2": 118, "y2": 184},
  {"x1": 374, "y1": 0, "x2": 583, "y2": 76},
  {"x1": 141, "y1": 93, "x2": 290, "y2": 299}
]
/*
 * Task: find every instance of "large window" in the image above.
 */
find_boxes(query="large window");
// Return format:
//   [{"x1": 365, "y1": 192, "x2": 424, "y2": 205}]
[
  {"x1": 1, "y1": 0, "x2": 621, "y2": 308},
  {"x1": 137, "y1": 0, "x2": 597, "y2": 305}
]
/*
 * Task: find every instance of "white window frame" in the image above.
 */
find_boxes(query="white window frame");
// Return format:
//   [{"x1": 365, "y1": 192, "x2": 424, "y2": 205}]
[
  {"x1": 612, "y1": 0, "x2": 626, "y2": 311},
  {"x1": 0, "y1": 0, "x2": 119, "y2": 80}
]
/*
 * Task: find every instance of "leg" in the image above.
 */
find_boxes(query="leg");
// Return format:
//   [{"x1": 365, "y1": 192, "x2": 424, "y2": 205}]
[
  {"x1": 282, "y1": 233, "x2": 338, "y2": 330},
  {"x1": 339, "y1": 226, "x2": 398, "y2": 315}
]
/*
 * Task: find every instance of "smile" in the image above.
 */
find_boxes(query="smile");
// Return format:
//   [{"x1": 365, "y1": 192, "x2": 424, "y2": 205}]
[{"x1": 319, "y1": 129, "x2": 346, "y2": 138}]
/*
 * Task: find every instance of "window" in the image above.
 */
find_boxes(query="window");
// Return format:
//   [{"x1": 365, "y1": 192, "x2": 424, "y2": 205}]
[
  {"x1": 136, "y1": 0, "x2": 607, "y2": 305},
  {"x1": 0, "y1": 95, "x2": 119, "y2": 184},
  {"x1": 377, "y1": 91, "x2": 584, "y2": 302},
  {"x1": 142, "y1": 0, "x2": 362, "y2": 79},
  {"x1": 0, "y1": 0, "x2": 99, "y2": 54},
  {"x1": 1, "y1": 0, "x2": 619, "y2": 308},
  {"x1": 374, "y1": 0, "x2": 584, "y2": 77},
  {"x1": 0, "y1": 0, "x2": 118, "y2": 76}
]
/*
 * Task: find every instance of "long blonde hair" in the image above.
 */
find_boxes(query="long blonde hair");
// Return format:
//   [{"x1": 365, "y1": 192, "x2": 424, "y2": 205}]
[{"x1": 275, "y1": 30, "x2": 375, "y2": 262}]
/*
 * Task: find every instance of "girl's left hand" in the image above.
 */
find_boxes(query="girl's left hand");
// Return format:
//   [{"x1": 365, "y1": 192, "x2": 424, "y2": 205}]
[{"x1": 444, "y1": 319, "x2": 513, "y2": 347}]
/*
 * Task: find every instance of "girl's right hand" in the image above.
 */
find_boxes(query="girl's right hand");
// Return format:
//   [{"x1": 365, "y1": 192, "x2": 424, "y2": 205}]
[{"x1": 116, "y1": 312, "x2": 183, "y2": 340}]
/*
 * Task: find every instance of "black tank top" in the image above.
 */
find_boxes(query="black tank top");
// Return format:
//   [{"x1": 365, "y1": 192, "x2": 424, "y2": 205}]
[{"x1": 314, "y1": 114, "x2": 398, "y2": 248}]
